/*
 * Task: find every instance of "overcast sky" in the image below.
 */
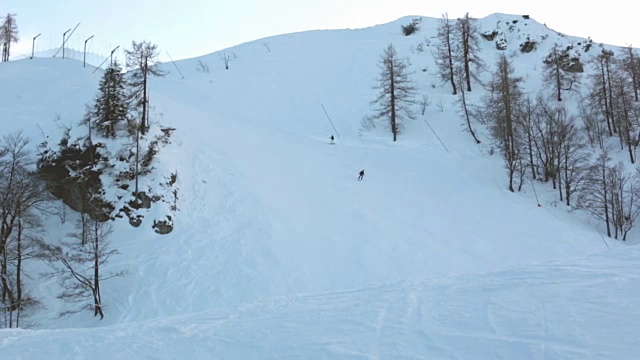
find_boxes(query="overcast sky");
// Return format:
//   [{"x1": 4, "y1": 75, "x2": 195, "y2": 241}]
[{"x1": 5, "y1": 0, "x2": 638, "y2": 62}]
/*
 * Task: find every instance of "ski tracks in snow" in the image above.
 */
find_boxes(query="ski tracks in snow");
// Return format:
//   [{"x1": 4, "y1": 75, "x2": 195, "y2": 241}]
[
  {"x1": 2, "y1": 248, "x2": 639, "y2": 359},
  {"x1": 118, "y1": 123, "x2": 279, "y2": 322}
]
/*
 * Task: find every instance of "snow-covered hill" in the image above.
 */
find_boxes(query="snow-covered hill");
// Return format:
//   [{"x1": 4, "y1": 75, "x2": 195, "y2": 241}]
[{"x1": 0, "y1": 13, "x2": 638, "y2": 359}]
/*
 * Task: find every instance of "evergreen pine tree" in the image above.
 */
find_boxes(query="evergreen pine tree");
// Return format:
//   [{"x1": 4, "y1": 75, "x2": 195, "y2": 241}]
[{"x1": 92, "y1": 61, "x2": 128, "y2": 138}]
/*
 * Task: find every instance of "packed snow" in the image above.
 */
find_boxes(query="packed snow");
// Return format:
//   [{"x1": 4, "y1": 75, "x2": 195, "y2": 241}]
[{"x1": 0, "y1": 13, "x2": 638, "y2": 359}]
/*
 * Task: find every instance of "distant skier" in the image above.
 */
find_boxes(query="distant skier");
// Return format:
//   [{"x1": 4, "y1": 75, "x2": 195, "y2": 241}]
[
  {"x1": 330, "y1": 135, "x2": 335, "y2": 144},
  {"x1": 358, "y1": 169, "x2": 365, "y2": 181}
]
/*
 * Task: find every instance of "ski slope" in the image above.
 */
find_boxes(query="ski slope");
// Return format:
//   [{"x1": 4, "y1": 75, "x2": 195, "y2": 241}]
[
  {"x1": 2, "y1": 247, "x2": 639, "y2": 359},
  {"x1": 0, "y1": 13, "x2": 638, "y2": 359}
]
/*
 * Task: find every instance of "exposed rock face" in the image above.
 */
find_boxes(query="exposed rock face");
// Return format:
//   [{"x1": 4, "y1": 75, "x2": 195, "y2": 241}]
[
  {"x1": 482, "y1": 30, "x2": 498, "y2": 41},
  {"x1": 566, "y1": 60, "x2": 584, "y2": 73},
  {"x1": 37, "y1": 143, "x2": 114, "y2": 222},
  {"x1": 519, "y1": 39, "x2": 537, "y2": 53},
  {"x1": 478, "y1": 14, "x2": 592, "y2": 76},
  {"x1": 37, "y1": 127, "x2": 178, "y2": 234}
]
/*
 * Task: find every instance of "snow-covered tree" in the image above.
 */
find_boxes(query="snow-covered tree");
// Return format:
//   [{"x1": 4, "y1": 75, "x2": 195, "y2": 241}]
[{"x1": 91, "y1": 61, "x2": 128, "y2": 139}]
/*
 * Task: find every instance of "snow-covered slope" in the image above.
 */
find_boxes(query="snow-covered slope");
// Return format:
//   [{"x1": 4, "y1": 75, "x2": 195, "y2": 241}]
[
  {"x1": 3, "y1": 246, "x2": 639, "y2": 359},
  {"x1": 0, "y1": 13, "x2": 637, "y2": 359}
]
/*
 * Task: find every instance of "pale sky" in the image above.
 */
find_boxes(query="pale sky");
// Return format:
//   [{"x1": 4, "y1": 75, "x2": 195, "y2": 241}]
[{"x1": 4, "y1": 0, "x2": 638, "y2": 62}]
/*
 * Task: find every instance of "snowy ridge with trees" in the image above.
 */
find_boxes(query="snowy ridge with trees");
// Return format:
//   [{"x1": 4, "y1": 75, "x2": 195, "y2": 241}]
[{"x1": 0, "y1": 12, "x2": 639, "y2": 359}]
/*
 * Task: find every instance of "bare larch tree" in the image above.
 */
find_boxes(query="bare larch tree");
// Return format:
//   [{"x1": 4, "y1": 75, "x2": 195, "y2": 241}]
[
  {"x1": 435, "y1": 13, "x2": 457, "y2": 95},
  {"x1": 39, "y1": 218, "x2": 125, "y2": 320},
  {"x1": 455, "y1": 13, "x2": 484, "y2": 92},
  {"x1": 1, "y1": 13, "x2": 19, "y2": 62},
  {"x1": 370, "y1": 43, "x2": 417, "y2": 142},
  {"x1": 0, "y1": 132, "x2": 49, "y2": 328},
  {"x1": 620, "y1": 45, "x2": 640, "y2": 102},
  {"x1": 125, "y1": 40, "x2": 166, "y2": 135},
  {"x1": 542, "y1": 44, "x2": 581, "y2": 101},
  {"x1": 484, "y1": 54, "x2": 524, "y2": 192}
]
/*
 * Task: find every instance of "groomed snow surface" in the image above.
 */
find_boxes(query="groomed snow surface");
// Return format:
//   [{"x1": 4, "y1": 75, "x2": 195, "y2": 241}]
[{"x1": 1, "y1": 14, "x2": 639, "y2": 359}]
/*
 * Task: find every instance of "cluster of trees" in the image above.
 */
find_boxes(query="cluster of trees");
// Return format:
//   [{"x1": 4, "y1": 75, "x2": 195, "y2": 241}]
[
  {"x1": 481, "y1": 47, "x2": 640, "y2": 241},
  {"x1": 369, "y1": 13, "x2": 484, "y2": 142},
  {"x1": 367, "y1": 13, "x2": 640, "y2": 240},
  {"x1": 1, "y1": 40, "x2": 169, "y2": 328},
  {"x1": 1, "y1": 13, "x2": 18, "y2": 62},
  {"x1": 0, "y1": 131, "x2": 124, "y2": 327},
  {"x1": 0, "y1": 132, "x2": 48, "y2": 328},
  {"x1": 38, "y1": 40, "x2": 167, "y2": 215},
  {"x1": 434, "y1": 13, "x2": 484, "y2": 95}
]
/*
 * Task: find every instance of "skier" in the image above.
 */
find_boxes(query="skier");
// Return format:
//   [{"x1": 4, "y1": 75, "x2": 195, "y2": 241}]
[
  {"x1": 358, "y1": 169, "x2": 365, "y2": 181},
  {"x1": 330, "y1": 135, "x2": 335, "y2": 144}
]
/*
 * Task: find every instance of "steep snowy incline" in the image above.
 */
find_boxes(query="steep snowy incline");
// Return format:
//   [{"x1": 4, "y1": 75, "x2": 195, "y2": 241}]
[
  {"x1": 0, "y1": 58, "x2": 99, "y2": 136},
  {"x1": 0, "y1": 14, "x2": 627, "y2": 329},
  {"x1": 97, "y1": 79, "x2": 614, "y2": 325},
  {"x1": 2, "y1": 246, "x2": 638, "y2": 359}
]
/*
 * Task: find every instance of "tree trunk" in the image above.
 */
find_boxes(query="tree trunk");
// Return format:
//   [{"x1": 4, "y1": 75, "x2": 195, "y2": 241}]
[
  {"x1": 600, "y1": 60, "x2": 613, "y2": 136},
  {"x1": 528, "y1": 130, "x2": 536, "y2": 179},
  {"x1": 555, "y1": 60, "x2": 562, "y2": 101},
  {"x1": 603, "y1": 167, "x2": 611, "y2": 237},
  {"x1": 0, "y1": 214, "x2": 15, "y2": 306},
  {"x1": 460, "y1": 86, "x2": 480, "y2": 144},
  {"x1": 15, "y1": 219, "x2": 22, "y2": 328},
  {"x1": 621, "y1": 93, "x2": 635, "y2": 164},
  {"x1": 464, "y1": 29, "x2": 472, "y2": 92},
  {"x1": 141, "y1": 55, "x2": 148, "y2": 135},
  {"x1": 501, "y1": 59, "x2": 515, "y2": 192},
  {"x1": 557, "y1": 167, "x2": 563, "y2": 201},
  {"x1": 605, "y1": 60, "x2": 617, "y2": 135},
  {"x1": 629, "y1": 48, "x2": 639, "y2": 102},
  {"x1": 564, "y1": 150, "x2": 571, "y2": 207},
  {"x1": 446, "y1": 35, "x2": 457, "y2": 95},
  {"x1": 390, "y1": 61, "x2": 397, "y2": 142},
  {"x1": 135, "y1": 120, "x2": 140, "y2": 196},
  {"x1": 93, "y1": 220, "x2": 103, "y2": 320}
]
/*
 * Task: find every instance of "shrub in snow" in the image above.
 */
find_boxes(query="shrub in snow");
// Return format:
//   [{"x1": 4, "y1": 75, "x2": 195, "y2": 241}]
[{"x1": 401, "y1": 18, "x2": 422, "y2": 36}]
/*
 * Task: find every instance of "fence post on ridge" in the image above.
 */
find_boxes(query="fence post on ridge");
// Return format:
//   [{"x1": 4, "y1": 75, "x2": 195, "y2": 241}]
[
  {"x1": 84, "y1": 35, "x2": 94, "y2": 67},
  {"x1": 31, "y1": 33, "x2": 41, "y2": 59},
  {"x1": 62, "y1": 29, "x2": 71, "y2": 59},
  {"x1": 109, "y1": 46, "x2": 119, "y2": 67}
]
